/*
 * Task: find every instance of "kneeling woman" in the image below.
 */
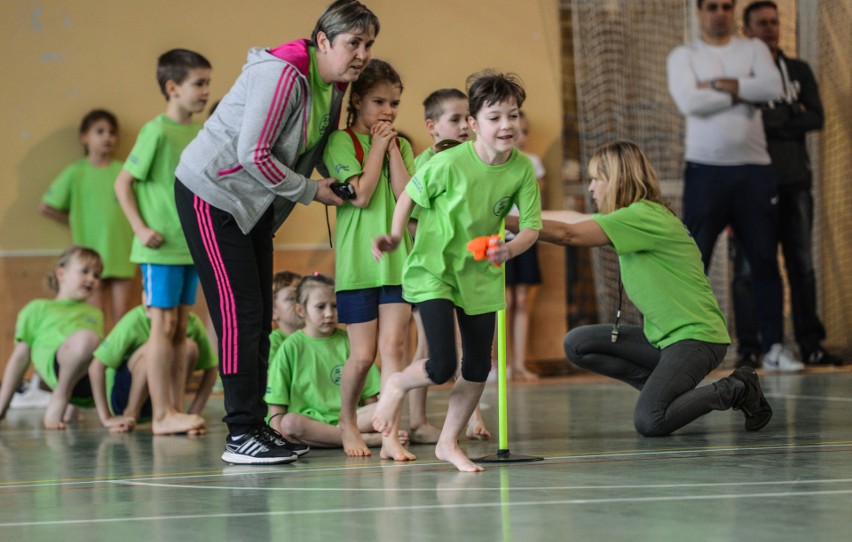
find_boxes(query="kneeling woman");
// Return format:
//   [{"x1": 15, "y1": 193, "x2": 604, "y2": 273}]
[{"x1": 509, "y1": 141, "x2": 771, "y2": 436}]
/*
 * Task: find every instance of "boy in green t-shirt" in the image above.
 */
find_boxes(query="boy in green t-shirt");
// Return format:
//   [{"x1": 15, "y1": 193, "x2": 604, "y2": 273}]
[
  {"x1": 269, "y1": 271, "x2": 304, "y2": 360},
  {"x1": 114, "y1": 49, "x2": 212, "y2": 436},
  {"x1": 372, "y1": 71, "x2": 542, "y2": 471},
  {"x1": 413, "y1": 88, "x2": 472, "y2": 170},
  {"x1": 89, "y1": 304, "x2": 217, "y2": 432}
]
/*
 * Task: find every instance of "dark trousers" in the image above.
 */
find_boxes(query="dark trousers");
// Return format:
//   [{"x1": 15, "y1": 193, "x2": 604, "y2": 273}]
[
  {"x1": 682, "y1": 163, "x2": 783, "y2": 351},
  {"x1": 175, "y1": 180, "x2": 274, "y2": 436},
  {"x1": 417, "y1": 299, "x2": 495, "y2": 384},
  {"x1": 731, "y1": 185, "x2": 825, "y2": 355},
  {"x1": 563, "y1": 325, "x2": 734, "y2": 437}
]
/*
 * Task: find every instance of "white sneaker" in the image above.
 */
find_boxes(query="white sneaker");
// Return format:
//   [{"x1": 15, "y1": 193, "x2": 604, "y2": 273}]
[
  {"x1": 9, "y1": 375, "x2": 52, "y2": 409},
  {"x1": 762, "y1": 343, "x2": 805, "y2": 372}
]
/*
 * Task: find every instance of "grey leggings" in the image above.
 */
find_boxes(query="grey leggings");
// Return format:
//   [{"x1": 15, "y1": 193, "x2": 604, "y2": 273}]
[{"x1": 563, "y1": 324, "x2": 740, "y2": 436}]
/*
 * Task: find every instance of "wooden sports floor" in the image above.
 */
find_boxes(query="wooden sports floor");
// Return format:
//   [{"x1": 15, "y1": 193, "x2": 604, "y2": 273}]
[{"x1": 2, "y1": 365, "x2": 851, "y2": 541}]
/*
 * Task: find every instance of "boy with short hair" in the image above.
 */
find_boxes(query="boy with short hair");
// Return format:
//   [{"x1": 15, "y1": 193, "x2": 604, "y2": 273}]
[
  {"x1": 270, "y1": 271, "x2": 303, "y2": 359},
  {"x1": 114, "y1": 49, "x2": 212, "y2": 435},
  {"x1": 414, "y1": 88, "x2": 471, "y2": 170}
]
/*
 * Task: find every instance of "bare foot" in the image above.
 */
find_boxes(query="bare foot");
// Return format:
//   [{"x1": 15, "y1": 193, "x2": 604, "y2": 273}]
[
  {"x1": 410, "y1": 422, "x2": 442, "y2": 444},
  {"x1": 466, "y1": 419, "x2": 491, "y2": 441},
  {"x1": 341, "y1": 423, "x2": 371, "y2": 457},
  {"x1": 380, "y1": 434, "x2": 416, "y2": 461},
  {"x1": 151, "y1": 412, "x2": 206, "y2": 436},
  {"x1": 43, "y1": 396, "x2": 67, "y2": 430},
  {"x1": 435, "y1": 440, "x2": 484, "y2": 472},
  {"x1": 363, "y1": 430, "x2": 409, "y2": 448},
  {"x1": 62, "y1": 404, "x2": 82, "y2": 423},
  {"x1": 372, "y1": 374, "x2": 406, "y2": 436},
  {"x1": 511, "y1": 367, "x2": 539, "y2": 382}
]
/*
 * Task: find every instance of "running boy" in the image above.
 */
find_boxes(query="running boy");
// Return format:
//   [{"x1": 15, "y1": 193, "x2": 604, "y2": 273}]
[
  {"x1": 373, "y1": 71, "x2": 542, "y2": 471},
  {"x1": 89, "y1": 303, "x2": 218, "y2": 432},
  {"x1": 114, "y1": 49, "x2": 211, "y2": 435}
]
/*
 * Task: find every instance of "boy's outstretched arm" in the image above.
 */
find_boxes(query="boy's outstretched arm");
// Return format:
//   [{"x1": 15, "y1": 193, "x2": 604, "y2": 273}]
[
  {"x1": 0, "y1": 342, "x2": 32, "y2": 423},
  {"x1": 373, "y1": 191, "x2": 415, "y2": 259}
]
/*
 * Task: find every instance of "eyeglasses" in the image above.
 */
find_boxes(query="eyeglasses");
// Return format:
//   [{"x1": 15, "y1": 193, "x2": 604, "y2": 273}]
[{"x1": 704, "y1": 2, "x2": 734, "y2": 12}]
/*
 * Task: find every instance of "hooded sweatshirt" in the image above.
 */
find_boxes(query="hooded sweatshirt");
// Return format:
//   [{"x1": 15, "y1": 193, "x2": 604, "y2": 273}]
[{"x1": 176, "y1": 39, "x2": 347, "y2": 234}]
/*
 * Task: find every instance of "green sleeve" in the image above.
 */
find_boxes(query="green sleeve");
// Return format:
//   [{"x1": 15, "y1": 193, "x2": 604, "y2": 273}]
[
  {"x1": 323, "y1": 130, "x2": 364, "y2": 183},
  {"x1": 515, "y1": 159, "x2": 543, "y2": 231},
  {"x1": 405, "y1": 159, "x2": 445, "y2": 209},
  {"x1": 41, "y1": 162, "x2": 76, "y2": 210},
  {"x1": 123, "y1": 122, "x2": 160, "y2": 182},
  {"x1": 93, "y1": 306, "x2": 146, "y2": 369},
  {"x1": 14, "y1": 301, "x2": 40, "y2": 346},
  {"x1": 265, "y1": 341, "x2": 293, "y2": 407},
  {"x1": 593, "y1": 203, "x2": 660, "y2": 255},
  {"x1": 400, "y1": 138, "x2": 416, "y2": 176}
]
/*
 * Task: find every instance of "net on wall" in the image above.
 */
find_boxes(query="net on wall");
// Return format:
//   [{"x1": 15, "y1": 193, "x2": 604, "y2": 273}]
[{"x1": 568, "y1": 0, "x2": 850, "y2": 355}]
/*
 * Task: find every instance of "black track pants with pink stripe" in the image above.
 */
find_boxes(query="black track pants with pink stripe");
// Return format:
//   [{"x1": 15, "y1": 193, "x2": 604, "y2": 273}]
[{"x1": 176, "y1": 179, "x2": 273, "y2": 436}]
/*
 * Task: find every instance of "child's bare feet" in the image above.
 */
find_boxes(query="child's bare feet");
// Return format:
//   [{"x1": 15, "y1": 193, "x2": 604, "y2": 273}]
[
  {"x1": 435, "y1": 440, "x2": 484, "y2": 472},
  {"x1": 62, "y1": 404, "x2": 82, "y2": 423},
  {"x1": 466, "y1": 419, "x2": 491, "y2": 441},
  {"x1": 43, "y1": 397, "x2": 67, "y2": 430},
  {"x1": 410, "y1": 422, "x2": 442, "y2": 444},
  {"x1": 363, "y1": 430, "x2": 408, "y2": 448},
  {"x1": 380, "y1": 434, "x2": 416, "y2": 461},
  {"x1": 341, "y1": 423, "x2": 371, "y2": 457},
  {"x1": 372, "y1": 374, "x2": 406, "y2": 436},
  {"x1": 152, "y1": 412, "x2": 205, "y2": 436}
]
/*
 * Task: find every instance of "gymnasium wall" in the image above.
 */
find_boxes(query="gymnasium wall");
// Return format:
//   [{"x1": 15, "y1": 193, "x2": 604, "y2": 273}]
[{"x1": 0, "y1": 1, "x2": 567, "y2": 366}]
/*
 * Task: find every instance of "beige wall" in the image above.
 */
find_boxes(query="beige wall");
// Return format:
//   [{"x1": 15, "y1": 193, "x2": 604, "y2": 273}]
[{"x1": 0, "y1": 0, "x2": 562, "y2": 253}]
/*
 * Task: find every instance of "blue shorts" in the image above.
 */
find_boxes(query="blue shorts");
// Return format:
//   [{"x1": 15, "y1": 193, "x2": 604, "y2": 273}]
[
  {"x1": 111, "y1": 363, "x2": 153, "y2": 420},
  {"x1": 336, "y1": 285, "x2": 407, "y2": 324},
  {"x1": 142, "y1": 264, "x2": 199, "y2": 308}
]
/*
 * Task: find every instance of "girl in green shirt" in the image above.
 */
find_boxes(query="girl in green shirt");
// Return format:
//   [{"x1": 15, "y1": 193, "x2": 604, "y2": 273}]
[
  {"x1": 0, "y1": 246, "x2": 104, "y2": 430},
  {"x1": 39, "y1": 110, "x2": 135, "y2": 326},
  {"x1": 509, "y1": 141, "x2": 772, "y2": 437}
]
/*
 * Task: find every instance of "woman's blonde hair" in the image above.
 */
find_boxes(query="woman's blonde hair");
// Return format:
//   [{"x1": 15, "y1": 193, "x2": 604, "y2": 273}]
[
  {"x1": 47, "y1": 246, "x2": 103, "y2": 292},
  {"x1": 588, "y1": 141, "x2": 666, "y2": 214}
]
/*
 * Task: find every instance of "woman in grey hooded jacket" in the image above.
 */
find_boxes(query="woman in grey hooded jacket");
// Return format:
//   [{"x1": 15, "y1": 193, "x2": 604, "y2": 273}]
[{"x1": 175, "y1": 0, "x2": 379, "y2": 465}]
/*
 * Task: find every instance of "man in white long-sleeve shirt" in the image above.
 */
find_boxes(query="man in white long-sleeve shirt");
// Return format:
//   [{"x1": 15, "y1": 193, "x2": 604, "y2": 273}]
[{"x1": 667, "y1": 0, "x2": 802, "y2": 371}]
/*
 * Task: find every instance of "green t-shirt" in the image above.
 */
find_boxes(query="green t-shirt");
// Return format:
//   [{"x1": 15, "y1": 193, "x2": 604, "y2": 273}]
[
  {"x1": 15, "y1": 299, "x2": 104, "y2": 389},
  {"x1": 269, "y1": 328, "x2": 289, "y2": 361},
  {"x1": 123, "y1": 114, "x2": 201, "y2": 265},
  {"x1": 592, "y1": 201, "x2": 730, "y2": 348},
  {"x1": 323, "y1": 130, "x2": 415, "y2": 291},
  {"x1": 305, "y1": 46, "x2": 333, "y2": 154},
  {"x1": 264, "y1": 328, "x2": 380, "y2": 425},
  {"x1": 93, "y1": 305, "x2": 215, "y2": 412},
  {"x1": 403, "y1": 142, "x2": 542, "y2": 314},
  {"x1": 42, "y1": 159, "x2": 135, "y2": 279},
  {"x1": 413, "y1": 147, "x2": 436, "y2": 172}
]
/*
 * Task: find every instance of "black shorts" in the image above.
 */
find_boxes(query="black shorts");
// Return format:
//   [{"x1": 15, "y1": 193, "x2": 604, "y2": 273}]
[{"x1": 505, "y1": 243, "x2": 542, "y2": 286}]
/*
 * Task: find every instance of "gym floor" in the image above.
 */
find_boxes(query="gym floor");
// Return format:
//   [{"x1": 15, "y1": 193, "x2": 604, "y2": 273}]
[{"x1": 2, "y1": 366, "x2": 851, "y2": 541}]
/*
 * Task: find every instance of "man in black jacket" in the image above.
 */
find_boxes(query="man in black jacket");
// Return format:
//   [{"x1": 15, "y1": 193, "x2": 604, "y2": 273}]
[{"x1": 733, "y1": 1, "x2": 840, "y2": 367}]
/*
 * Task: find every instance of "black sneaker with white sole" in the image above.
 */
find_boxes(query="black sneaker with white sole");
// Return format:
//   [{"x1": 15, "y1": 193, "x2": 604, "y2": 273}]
[
  {"x1": 222, "y1": 426, "x2": 299, "y2": 465},
  {"x1": 262, "y1": 424, "x2": 310, "y2": 457}
]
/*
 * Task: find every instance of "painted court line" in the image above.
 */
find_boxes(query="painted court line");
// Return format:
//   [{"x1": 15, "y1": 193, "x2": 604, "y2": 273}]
[{"x1": 4, "y1": 488, "x2": 852, "y2": 528}]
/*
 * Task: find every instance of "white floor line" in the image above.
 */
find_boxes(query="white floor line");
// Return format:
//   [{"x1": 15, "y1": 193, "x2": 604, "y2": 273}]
[{"x1": 5, "y1": 488, "x2": 852, "y2": 528}]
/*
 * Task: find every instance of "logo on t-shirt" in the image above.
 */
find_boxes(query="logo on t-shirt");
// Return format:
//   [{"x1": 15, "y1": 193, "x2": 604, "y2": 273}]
[
  {"x1": 320, "y1": 114, "x2": 330, "y2": 135},
  {"x1": 335, "y1": 164, "x2": 350, "y2": 175},
  {"x1": 493, "y1": 196, "x2": 512, "y2": 217},
  {"x1": 330, "y1": 364, "x2": 343, "y2": 385}
]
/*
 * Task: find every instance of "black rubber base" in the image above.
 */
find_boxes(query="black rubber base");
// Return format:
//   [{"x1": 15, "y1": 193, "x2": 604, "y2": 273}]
[{"x1": 473, "y1": 449, "x2": 544, "y2": 463}]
